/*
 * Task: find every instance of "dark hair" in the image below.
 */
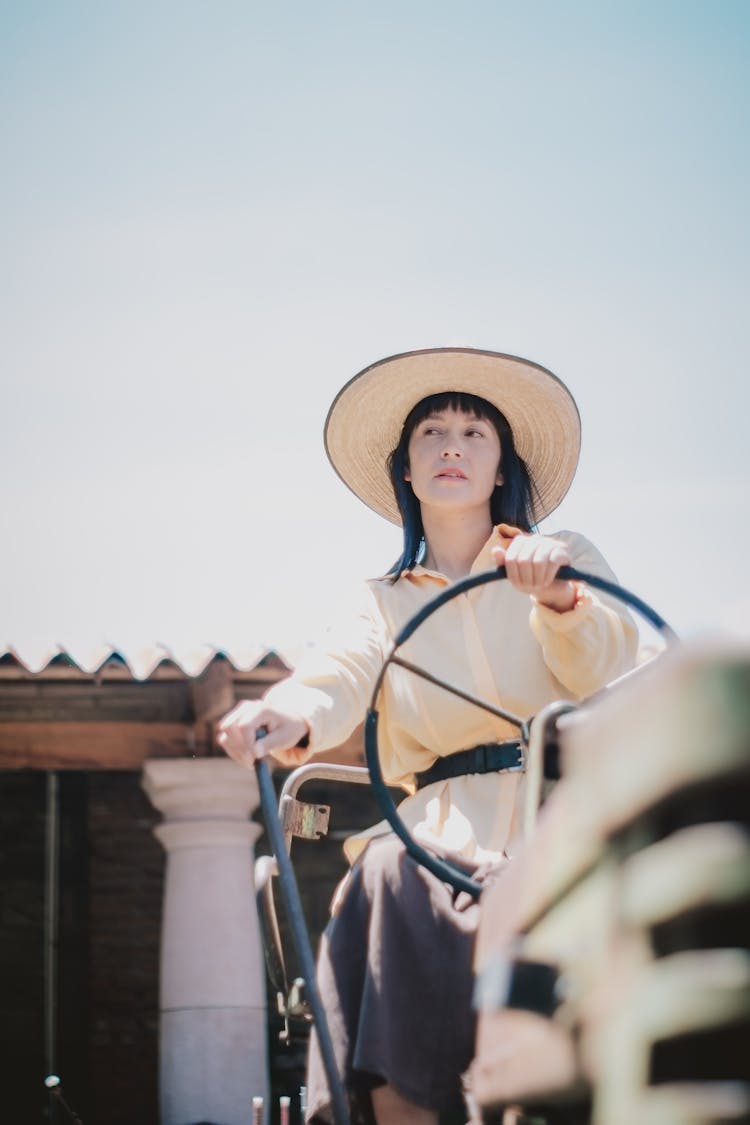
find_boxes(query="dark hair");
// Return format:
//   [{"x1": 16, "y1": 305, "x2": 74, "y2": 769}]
[{"x1": 386, "y1": 391, "x2": 538, "y2": 578}]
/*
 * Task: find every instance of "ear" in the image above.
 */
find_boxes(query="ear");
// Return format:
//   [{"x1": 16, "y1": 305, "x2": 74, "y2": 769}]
[
  {"x1": 404, "y1": 462, "x2": 411, "y2": 482},
  {"x1": 496, "y1": 472, "x2": 504, "y2": 485}
]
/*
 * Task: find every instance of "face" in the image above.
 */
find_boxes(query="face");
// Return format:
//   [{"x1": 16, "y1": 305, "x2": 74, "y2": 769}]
[{"x1": 405, "y1": 408, "x2": 503, "y2": 516}]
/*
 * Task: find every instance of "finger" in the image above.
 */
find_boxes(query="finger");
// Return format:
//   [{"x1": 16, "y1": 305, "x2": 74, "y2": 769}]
[
  {"x1": 504, "y1": 552, "x2": 521, "y2": 587},
  {"x1": 542, "y1": 561, "x2": 559, "y2": 588},
  {"x1": 531, "y1": 548, "x2": 557, "y2": 588},
  {"x1": 216, "y1": 726, "x2": 258, "y2": 766},
  {"x1": 548, "y1": 545, "x2": 571, "y2": 571},
  {"x1": 251, "y1": 729, "x2": 295, "y2": 757},
  {"x1": 220, "y1": 713, "x2": 273, "y2": 762},
  {"x1": 525, "y1": 539, "x2": 568, "y2": 588},
  {"x1": 508, "y1": 535, "x2": 535, "y2": 563},
  {"x1": 515, "y1": 556, "x2": 551, "y2": 591},
  {"x1": 508, "y1": 540, "x2": 537, "y2": 589},
  {"x1": 549, "y1": 543, "x2": 571, "y2": 564},
  {"x1": 526, "y1": 547, "x2": 549, "y2": 589},
  {"x1": 241, "y1": 716, "x2": 276, "y2": 758},
  {"x1": 506, "y1": 554, "x2": 533, "y2": 589},
  {"x1": 538, "y1": 562, "x2": 552, "y2": 589},
  {"x1": 539, "y1": 546, "x2": 571, "y2": 588},
  {"x1": 510, "y1": 537, "x2": 539, "y2": 588}
]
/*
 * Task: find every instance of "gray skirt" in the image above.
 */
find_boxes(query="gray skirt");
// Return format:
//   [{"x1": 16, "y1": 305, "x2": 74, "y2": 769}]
[{"x1": 305, "y1": 834, "x2": 498, "y2": 1124}]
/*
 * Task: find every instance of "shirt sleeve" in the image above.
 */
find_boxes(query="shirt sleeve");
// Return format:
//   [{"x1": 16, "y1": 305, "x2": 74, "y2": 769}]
[
  {"x1": 262, "y1": 582, "x2": 387, "y2": 754},
  {"x1": 529, "y1": 530, "x2": 639, "y2": 697}
]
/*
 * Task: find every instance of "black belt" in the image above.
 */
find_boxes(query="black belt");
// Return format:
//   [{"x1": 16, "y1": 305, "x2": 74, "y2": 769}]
[{"x1": 416, "y1": 740, "x2": 524, "y2": 790}]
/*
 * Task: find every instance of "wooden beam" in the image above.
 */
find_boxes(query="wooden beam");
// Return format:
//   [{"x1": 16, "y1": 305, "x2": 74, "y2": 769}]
[
  {"x1": 0, "y1": 722, "x2": 201, "y2": 770},
  {"x1": 0, "y1": 719, "x2": 366, "y2": 771},
  {"x1": 0, "y1": 680, "x2": 192, "y2": 723}
]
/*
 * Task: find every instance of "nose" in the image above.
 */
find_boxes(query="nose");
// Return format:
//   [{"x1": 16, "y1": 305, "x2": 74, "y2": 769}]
[{"x1": 441, "y1": 443, "x2": 463, "y2": 459}]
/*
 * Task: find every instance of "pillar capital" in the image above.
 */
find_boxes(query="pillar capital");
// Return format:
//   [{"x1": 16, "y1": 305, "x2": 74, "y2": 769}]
[{"x1": 142, "y1": 756, "x2": 260, "y2": 821}]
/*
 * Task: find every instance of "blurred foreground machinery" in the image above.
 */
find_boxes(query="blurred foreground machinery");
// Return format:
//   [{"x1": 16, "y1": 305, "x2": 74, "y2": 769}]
[{"x1": 472, "y1": 644, "x2": 750, "y2": 1125}]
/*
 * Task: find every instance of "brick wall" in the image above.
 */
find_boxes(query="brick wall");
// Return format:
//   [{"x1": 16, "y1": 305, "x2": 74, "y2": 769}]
[
  {"x1": 0, "y1": 771, "x2": 46, "y2": 1120},
  {"x1": 87, "y1": 772, "x2": 163, "y2": 1125}
]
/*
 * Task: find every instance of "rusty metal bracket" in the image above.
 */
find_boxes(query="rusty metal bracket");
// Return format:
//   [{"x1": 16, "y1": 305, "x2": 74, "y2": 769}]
[{"x1": 279, "y1": 794, "x2": 330, "y2": 842}]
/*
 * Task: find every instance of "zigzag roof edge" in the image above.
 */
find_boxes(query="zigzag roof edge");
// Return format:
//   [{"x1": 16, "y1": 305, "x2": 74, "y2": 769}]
[{"x1": 0, "y1": 643, "x2": 293, "y2": 680}]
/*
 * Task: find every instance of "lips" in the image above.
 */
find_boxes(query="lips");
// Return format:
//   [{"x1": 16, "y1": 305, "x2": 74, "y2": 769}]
[{"x1": 436, "y1": 469, "x2": 468, "y2": 479}]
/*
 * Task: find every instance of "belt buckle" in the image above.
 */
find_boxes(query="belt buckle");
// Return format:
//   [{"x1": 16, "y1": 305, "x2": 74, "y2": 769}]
[{"x1": 507, "y1": 743, "x2": 526, "y2": 774}]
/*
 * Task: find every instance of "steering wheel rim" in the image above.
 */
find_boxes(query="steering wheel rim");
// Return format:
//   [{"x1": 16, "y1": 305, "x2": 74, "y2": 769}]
[{"x1": 365, "y1": 564, "x2": 678, "y2": 899}]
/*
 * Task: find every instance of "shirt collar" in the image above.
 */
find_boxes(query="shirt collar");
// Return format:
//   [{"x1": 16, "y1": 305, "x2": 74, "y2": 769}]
[{"x1": 400, "y1": 524, "x2": 521, "y2": 584}]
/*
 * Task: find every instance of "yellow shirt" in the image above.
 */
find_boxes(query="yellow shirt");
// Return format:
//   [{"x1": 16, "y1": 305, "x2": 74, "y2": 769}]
[{"x1": 266, "y1": 527, "x2": 638, "y2": 864}]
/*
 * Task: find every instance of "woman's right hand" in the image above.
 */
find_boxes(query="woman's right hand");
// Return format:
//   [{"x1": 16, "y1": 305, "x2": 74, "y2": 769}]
[{"x1": 216, "y1": 700, "x2": 313, "y2": 769}]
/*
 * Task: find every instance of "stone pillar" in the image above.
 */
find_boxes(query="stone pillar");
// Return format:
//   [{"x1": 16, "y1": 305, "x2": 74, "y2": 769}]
[{"x1": 142, "y1": 759, "x2": 268, "y2": 1125}]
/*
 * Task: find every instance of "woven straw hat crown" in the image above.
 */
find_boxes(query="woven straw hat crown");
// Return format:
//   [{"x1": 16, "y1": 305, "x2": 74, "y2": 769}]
[{"x1": 324, "y1": 347, "x2": 581, "y2": 525}]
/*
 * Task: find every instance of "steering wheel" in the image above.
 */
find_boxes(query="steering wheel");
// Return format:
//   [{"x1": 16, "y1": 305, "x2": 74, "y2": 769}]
[{"x1": 364, "y1": 564, "x2": 677, "y2": 899}]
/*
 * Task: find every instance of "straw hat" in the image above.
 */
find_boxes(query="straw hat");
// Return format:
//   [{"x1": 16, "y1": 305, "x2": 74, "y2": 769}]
[{"x1": 324, "y1": 347, "x2": 581, "y2": 525}]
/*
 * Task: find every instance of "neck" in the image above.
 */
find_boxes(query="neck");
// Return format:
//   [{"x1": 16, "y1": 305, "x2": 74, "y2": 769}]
[{"x1": 420, "y1": 506, "x2": 494, "y2": 581}]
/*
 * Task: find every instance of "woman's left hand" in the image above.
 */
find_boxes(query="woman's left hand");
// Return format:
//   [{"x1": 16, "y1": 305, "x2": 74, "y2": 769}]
[{"x1": 492, "y1": 534, "x2": 577, "y2": 612}]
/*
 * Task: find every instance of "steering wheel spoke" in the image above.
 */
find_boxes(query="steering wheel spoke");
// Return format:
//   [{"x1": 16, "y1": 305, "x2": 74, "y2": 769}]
[{"x1": 390, "y1": 653, "x2": 526, "y2": 729}]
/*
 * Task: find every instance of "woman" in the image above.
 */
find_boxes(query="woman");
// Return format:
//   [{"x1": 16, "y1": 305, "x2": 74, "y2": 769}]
[{"x1": 218, "y1": 348, "x2": 638, "y2": 1125}]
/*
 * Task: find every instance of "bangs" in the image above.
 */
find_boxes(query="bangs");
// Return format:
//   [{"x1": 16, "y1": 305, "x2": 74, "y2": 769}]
[{"x1": 405, "y1": 391, "x2": 499, "y2": 430}]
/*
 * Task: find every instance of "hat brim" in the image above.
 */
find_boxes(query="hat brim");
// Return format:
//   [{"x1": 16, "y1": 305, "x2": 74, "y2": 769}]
[{"x1": 324, "y1": 347, "x2": 581, "y2": 525}]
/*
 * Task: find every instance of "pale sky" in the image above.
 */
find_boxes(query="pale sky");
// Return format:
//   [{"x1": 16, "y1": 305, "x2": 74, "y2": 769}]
[{"x1": 3, "y1": 1, "x2": 749, "y2": 669}]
